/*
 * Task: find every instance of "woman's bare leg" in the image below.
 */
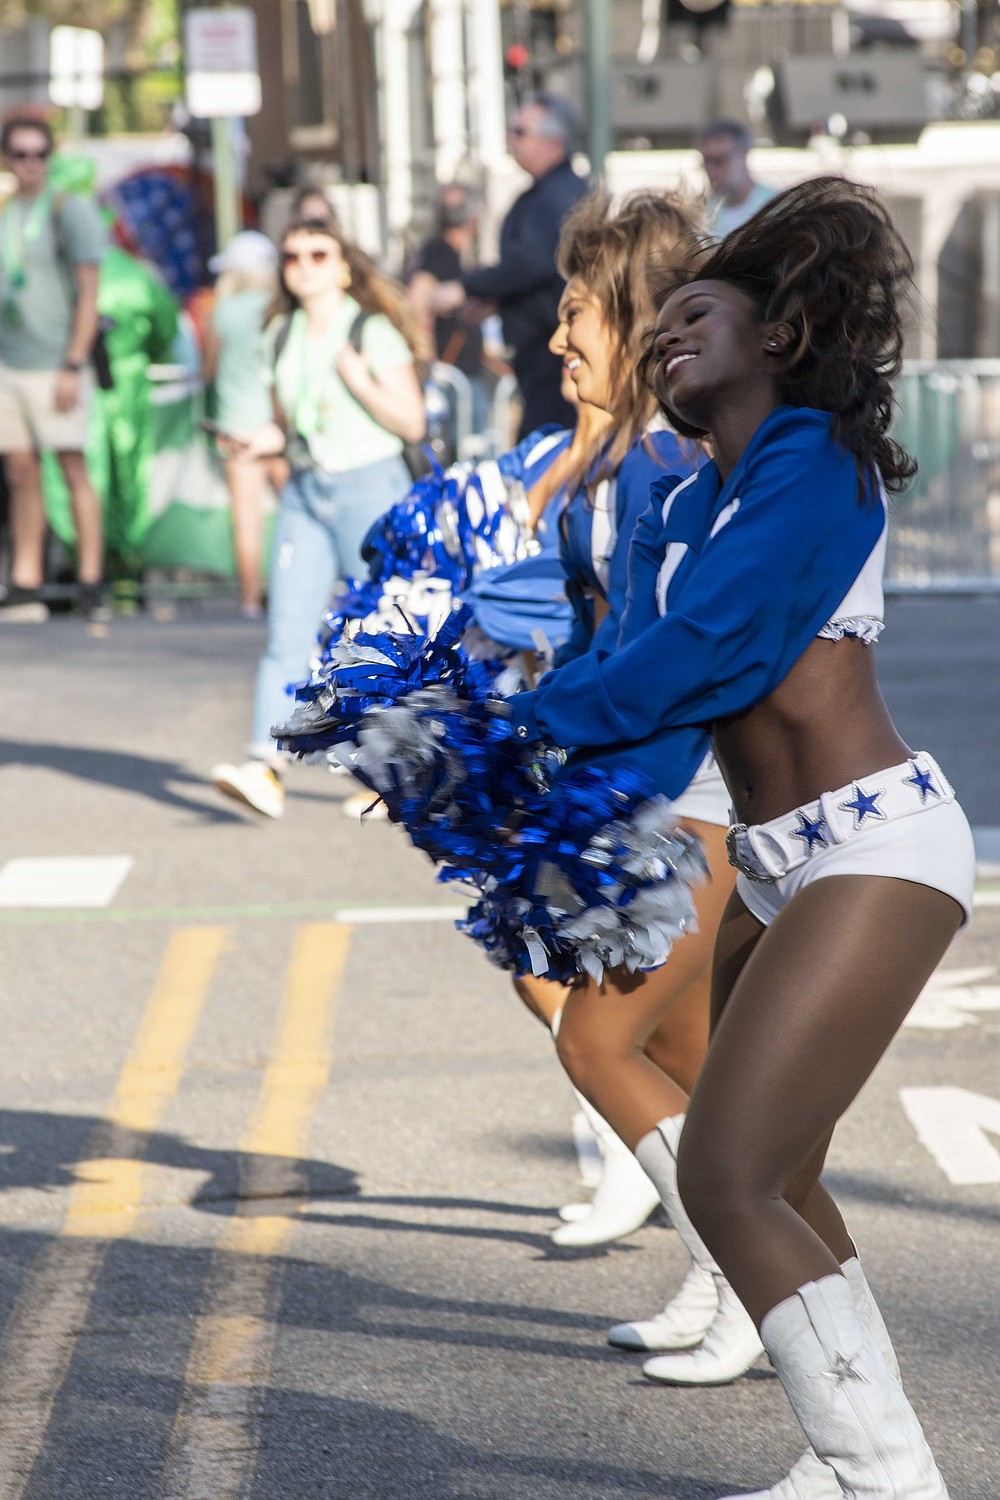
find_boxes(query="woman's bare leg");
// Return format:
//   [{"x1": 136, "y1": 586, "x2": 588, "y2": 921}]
[
  {"x1": 556, "y1": 820, "x2": 735, "y2": 1149},
  {"x1": 707, "y1": 889, "x2": 853, "y2": 1260},
  {"x1": 512, "y1": 974, "x2": 567, "y2": 1029},
  {"x1": 225, "y1": 457, "x2": 266, "y2": 612},
  {"x1": 677, "y1": 874, "x2": 962, "y2": 1327}
]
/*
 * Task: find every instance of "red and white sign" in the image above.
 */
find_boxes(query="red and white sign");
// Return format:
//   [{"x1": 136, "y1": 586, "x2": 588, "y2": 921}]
[{"x1": 184, "y1": 7, "x2": 261, "y2": 117}]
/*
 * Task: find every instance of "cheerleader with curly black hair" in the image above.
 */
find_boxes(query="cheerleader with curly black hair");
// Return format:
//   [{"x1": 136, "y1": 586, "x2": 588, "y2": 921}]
[{"x1": 504, "y1": 177, "x2": 971, "y2": 1497}]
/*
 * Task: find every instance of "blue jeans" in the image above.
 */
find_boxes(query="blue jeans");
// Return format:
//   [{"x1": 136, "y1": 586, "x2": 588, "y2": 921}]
[{"x1": 249, "y1": 456, "x2": 411, "y2": 757}]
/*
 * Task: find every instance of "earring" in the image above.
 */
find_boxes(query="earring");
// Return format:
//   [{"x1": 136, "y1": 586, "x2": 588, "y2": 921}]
[{"x1": 338, "y1": 265, "x2": 351, "y2": 289}]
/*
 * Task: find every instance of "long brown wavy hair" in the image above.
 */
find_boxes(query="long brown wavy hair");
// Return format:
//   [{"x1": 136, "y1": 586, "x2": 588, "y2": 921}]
[
  {"x1": 275, "y1": 216, "x2": 421, "y2": 357},
  {"x1": 644, "y1": 176, "x2": 916, "y2": 494},
  {"x1": 556, "y1": 190, "x2": 704, "y2": 497}
]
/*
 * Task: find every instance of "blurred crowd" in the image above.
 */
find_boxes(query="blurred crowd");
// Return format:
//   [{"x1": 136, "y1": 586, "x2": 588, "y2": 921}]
[{"x1": 0, "y1": 97, "x2": 772, "y2": 626}]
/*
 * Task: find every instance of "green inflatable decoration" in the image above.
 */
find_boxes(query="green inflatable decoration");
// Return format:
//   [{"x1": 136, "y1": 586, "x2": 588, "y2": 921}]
[{"x1": 42, "y1": 154, "x2": 276, "y2": 582}]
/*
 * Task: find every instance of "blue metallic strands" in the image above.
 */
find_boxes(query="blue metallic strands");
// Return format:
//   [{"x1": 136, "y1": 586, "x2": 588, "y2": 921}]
[
  {"x1": 311, "y1": 460, "x2": 537, "y2": 675},
  {"x1": 275, "y1": 608, "x2": 705, "y2": 983}
]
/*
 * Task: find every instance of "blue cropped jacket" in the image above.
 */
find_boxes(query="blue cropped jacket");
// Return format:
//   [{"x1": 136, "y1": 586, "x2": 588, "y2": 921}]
[{"x1": 508, "y1": 406, "x2": 888, "y2": 799}]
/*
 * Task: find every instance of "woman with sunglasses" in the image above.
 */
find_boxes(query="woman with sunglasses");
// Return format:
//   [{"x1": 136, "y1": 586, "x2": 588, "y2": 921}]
[
  {"x1": 212, "y1": 216, "x2": 425, "y2": 819},
  {"x1": 495, "y1": 178, "x2": 971, "y2": 1496}
]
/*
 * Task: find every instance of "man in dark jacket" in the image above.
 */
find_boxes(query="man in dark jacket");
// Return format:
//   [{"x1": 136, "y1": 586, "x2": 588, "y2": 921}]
[{"x1": 436, "y1": 94, "x2": 587, "y2": 437}]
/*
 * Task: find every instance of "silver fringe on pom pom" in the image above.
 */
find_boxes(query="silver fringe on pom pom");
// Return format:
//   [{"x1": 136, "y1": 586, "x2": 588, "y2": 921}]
[
  {"x1": 539, "y1": 799, "x2": 706, "y2": 983},
  {"x1": 333, "y1": 687, "x2": 461, "y2": 804}
]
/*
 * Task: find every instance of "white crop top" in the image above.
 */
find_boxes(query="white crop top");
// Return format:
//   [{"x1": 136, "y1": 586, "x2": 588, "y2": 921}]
[{"x1": 817, "y1": 484, "x2": 887, "y2": 644}]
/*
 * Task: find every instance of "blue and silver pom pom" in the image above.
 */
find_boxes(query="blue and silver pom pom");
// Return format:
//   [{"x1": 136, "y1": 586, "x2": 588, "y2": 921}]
[{"x1": 274, "y1": 607, "x2": 707, "y2": 985}]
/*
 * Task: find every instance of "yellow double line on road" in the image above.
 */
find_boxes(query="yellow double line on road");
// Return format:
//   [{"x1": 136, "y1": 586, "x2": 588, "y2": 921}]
[
  {"x1": 158, "y1": 923, "x2": 350, "y2": 1500},
  {"x1": 0, "y1": 921, "x2": 350, "y2": 1500}
]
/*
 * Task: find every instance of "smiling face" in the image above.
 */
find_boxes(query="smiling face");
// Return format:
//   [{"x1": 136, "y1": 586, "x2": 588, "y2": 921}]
[
  {"x1": 280, "y1": 229, "x2": 345, "y2": 304},
  {"x1": 650, "y1": 279, "x2": 783, "y2": 432},
  {"x1": 549, "y1": 277, "x2": 621, "y2": 412}
]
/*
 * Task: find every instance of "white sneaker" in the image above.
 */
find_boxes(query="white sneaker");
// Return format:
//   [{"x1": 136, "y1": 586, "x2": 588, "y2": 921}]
[
  {"x1": 341, "y1": 789, "x2": 389, "y2": 820},
  {"x1": 212, "y1": 761, "x2": 285, "y2": 818}
]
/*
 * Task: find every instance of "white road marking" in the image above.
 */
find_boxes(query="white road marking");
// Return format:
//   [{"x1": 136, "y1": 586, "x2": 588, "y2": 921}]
[
  {"x1": 339, "y1": 903, "x2": 465, "y2": 924},
  {"x1": 900, "y1": 1085, "x2": 1000, "y2": 1185},
  {"x1": 0, "y1": 856, "x2": 133, "y2": 908},
  {"x1": 903, "y1": 966, "x2": 1000, "y2": 1030}
]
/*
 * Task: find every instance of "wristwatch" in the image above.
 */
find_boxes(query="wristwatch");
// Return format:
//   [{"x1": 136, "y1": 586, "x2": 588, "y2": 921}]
[{"x1": 61, "y1": 359, "x2": 84, "y2": 372}]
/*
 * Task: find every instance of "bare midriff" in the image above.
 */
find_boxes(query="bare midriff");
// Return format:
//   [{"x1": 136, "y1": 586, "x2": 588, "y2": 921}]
[{"x1": 713, "y1": 637, "x2": 912, "y2": 827}]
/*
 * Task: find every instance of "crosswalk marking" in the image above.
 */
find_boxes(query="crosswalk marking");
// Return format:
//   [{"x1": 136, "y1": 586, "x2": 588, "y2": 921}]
[
  {"x1": 157, "y1": 922, "x2": 351, "y2": 1500},
  {"x1": 0, "y1": 926, "x2": 228, "y2": 1500},
  {"x1": 0, "y1": 855, "x2": 133, "y2": 908}
]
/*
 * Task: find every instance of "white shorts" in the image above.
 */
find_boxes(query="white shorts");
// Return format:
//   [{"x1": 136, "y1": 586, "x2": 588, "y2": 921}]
[
  {"x1": 0, "y1": 363, "x2": 94, "y2": 453},
  {"x1": 669, "y1": 751, "x2": 730, "y2": 828},
  {"x1": 734, "y1": 767, "x2": 975, "y2": 928}
]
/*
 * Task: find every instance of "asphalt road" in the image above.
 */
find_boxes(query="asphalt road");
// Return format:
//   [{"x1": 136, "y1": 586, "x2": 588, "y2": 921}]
[{"x1": 0, "y1": 596, "x2": 997, "y2": 1500}]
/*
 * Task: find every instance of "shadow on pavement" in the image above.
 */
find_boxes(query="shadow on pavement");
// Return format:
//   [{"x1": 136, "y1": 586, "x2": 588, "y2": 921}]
[
  {"x1": 0, "y1": 739, "x2": 244, "y2": 823},
  {"x1": 0, "y1": 1104, "x2": 986, "y2": 1500},
  {"x1": 0, "y1": 1102, "x2": 725, "y2": 1500}
]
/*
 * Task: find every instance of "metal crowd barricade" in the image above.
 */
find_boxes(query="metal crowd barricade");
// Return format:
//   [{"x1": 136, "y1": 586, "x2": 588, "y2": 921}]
[
  {"x1": 428, "y1": 361, "x2": 475, "y2": 462},
  {"x1": 427, "y1": 366, "x2": 523, "y2": 463},
  {"x1": 889, "y1": 361, "x2": 1000, "y2": 591}
]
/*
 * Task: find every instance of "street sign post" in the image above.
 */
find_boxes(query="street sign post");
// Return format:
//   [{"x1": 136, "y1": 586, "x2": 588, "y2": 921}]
[
  {"x1": 184, "y1": 7, "x2": 261, "y2": 253},
  {"x1": 49, "y1": 25, "x2": 104, "y2": 137}
]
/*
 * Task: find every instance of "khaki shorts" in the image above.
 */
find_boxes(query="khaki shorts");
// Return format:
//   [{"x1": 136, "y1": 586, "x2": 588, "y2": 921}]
[{"x1": 0, "y1": 363, "x2": 94, "y2": 453}]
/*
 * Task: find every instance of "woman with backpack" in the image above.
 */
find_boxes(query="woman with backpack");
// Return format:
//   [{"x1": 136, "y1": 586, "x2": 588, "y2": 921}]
[{"x1": 211, "y1": 215, "x2": 425, "y2": 819}]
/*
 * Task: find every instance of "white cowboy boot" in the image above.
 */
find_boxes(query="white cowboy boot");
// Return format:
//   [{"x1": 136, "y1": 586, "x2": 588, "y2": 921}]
[
  {"x1": 551, "y1": 1092, "x2": 660, "y2": 1247},
  {"x1": 608, "y1": 1260, "x2": 718, "y2": 1351},
  {"x1": 843, "y1": 1253, "x2": 901, "y2": 1380},
  {"x1": 557, "y1": 1108, "x2": 604, "y2": 1220},
  {"x1": 721, "y1": 1274, "x2": 949, "y2": 1500},
  {"x1": 728, "y1": 1451, "x2": 841, "y2": 1500},
  {"x1": 641, "y1": 1279, "x2": 765, "y2": 1385},
  {"x1": 703, "y1": 1254, "x2": 904, "y2": 1497},
  {"x1": 633, "y1": 1115, "x2": 764, "y2": 1384}
]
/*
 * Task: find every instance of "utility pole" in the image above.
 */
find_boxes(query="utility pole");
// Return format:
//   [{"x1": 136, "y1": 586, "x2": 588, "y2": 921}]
[{"x1": 582, "y1": 0, "x2": 612, "y2": 182}]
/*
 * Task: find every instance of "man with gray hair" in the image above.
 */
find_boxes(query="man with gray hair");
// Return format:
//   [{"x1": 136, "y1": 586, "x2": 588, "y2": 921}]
[
  {"x1": 436, "y1": 92, "x2": 587, "y2": 436},
  {"x1": 698, "y1": 120, "x2": 775, "y2": 239}
]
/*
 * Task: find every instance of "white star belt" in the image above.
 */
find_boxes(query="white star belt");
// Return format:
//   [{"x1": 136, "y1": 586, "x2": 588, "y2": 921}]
[{"x1": 726, "y1": 753, "x2": 955, "y2": 883}]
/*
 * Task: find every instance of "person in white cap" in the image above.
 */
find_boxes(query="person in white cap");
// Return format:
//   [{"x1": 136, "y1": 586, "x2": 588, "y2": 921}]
[{"x1": 202, "y1": 230, "x2": 285, "y2": 618}]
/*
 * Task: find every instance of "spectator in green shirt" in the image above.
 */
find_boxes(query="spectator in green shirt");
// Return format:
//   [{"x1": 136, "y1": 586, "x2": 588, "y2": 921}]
[{"x1": 0, "y1": 117, "x2": 107, "y2": 620}]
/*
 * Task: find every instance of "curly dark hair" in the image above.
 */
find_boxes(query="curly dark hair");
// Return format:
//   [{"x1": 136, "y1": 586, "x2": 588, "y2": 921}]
[{"x1": 645, "y1": 176, "x2": 917, "y2": 494}]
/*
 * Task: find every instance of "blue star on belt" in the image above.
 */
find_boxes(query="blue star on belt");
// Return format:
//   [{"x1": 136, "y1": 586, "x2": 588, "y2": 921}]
[
  {"x1": 790, "y1": 810, "x2": 828, "y2": 854},
  {"x1": 839, "y1": 784, "x2": 886, "y2": 828},
  {"x1": 904, "y1": 761, "x2": 940, "y2": 804}
]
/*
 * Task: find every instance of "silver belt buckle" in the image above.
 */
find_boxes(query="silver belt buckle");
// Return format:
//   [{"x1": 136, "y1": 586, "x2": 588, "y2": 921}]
[{"x1": 725, "y1": 822, "x2": 773, "y2": 883}]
